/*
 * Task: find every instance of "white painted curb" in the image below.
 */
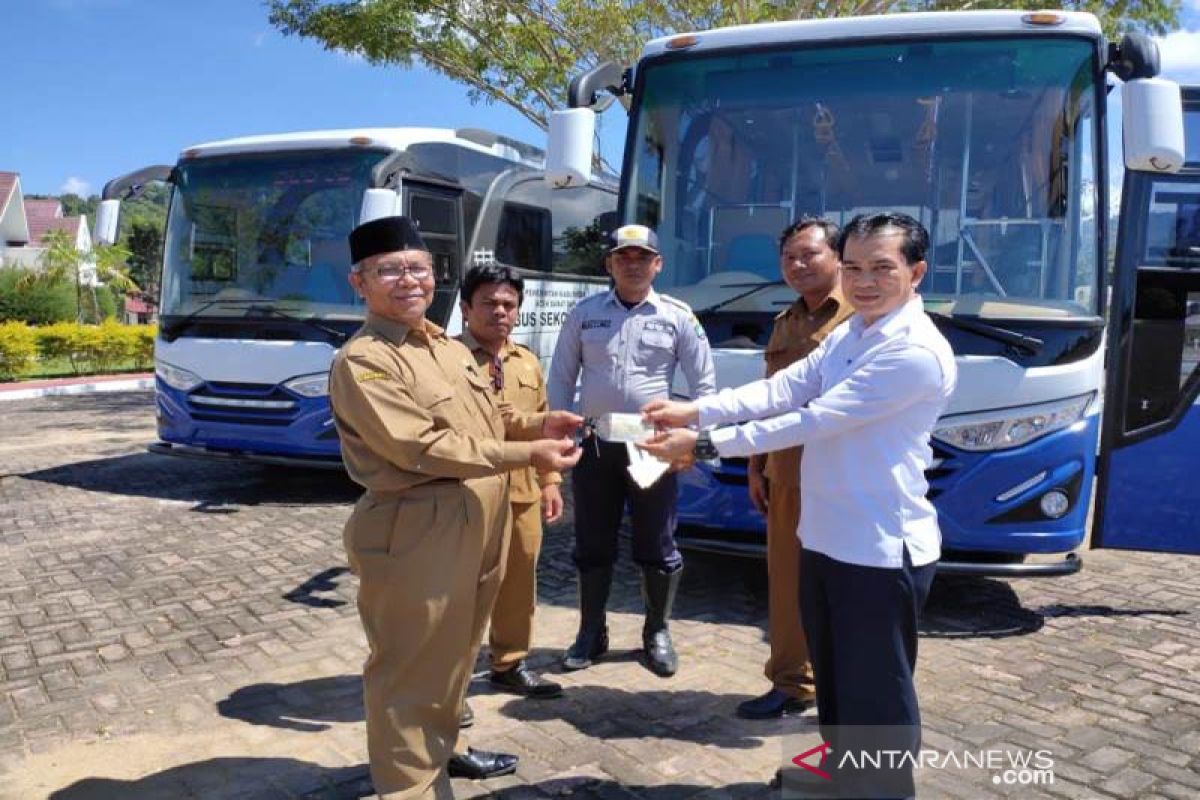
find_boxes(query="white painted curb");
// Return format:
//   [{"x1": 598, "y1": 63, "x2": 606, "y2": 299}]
[{"x1": 0, "y1": 377, "x2": 155, "y2": 402}]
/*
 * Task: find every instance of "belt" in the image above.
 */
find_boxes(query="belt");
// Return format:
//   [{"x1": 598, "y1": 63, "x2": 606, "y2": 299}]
[{"x1": 368, "y1": 478, "x2": 461, "y2": 501}]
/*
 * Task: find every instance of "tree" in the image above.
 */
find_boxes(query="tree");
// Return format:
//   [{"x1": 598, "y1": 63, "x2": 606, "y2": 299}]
[
  {"x1": 32, "y1": 230, "x2": 136, "y2": 323},
  {"x1": 267, "y1": 0, "x2": 1180, "y2": 132},
  {"x1": 125, "y1": 221, "x2": 163, "y2": 298}
]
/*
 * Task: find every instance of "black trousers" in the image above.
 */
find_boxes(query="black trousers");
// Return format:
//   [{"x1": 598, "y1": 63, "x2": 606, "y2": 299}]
[
  {"x1": 799, "y1": 546, "x2": 936, "y2": 798},
  {"x1": 571, "y1": 436, "x2": 682, "y2": 572}
]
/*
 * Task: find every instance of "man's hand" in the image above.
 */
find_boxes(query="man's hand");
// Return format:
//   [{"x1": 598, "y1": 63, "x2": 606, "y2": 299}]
[
  {"x1": 530, "y1": 439, "x2": 582, "y2": 472},
  {"x1": 747, "y1": 468, "x2": 769, "y2": 515},
  {"x1": 637, "y1": 428, "x2": 698, "y2": 463},
  {"x1": 543, "y1": 411, "x2": 584, "y2": 440},
  {"x1": 541, "y1": 484, "x2": 564, "y2": 523},
  {"x1": 641, "y1": 399, "x2": 700, "y2": 429}
]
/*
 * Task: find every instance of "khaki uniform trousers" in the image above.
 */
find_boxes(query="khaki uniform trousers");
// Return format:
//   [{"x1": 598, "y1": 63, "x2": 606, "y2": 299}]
[
  {"x1": 344, "y1": 475, "x2": 512, "y2": 800},
  {"x1": 763, "y1": 484, "x2": 817, "y2": 700},
  {"x1": 488, "y1": 499, "x2": 542, "y2": 671}
]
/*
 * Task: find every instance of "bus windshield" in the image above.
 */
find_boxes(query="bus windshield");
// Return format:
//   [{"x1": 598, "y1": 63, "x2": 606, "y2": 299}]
[
  {"x1": 626, "y1": 36, "x2": 1101, "y2": 321},
  {"x1": 161, "y1": 149, "x2": 388, "y2": 322}
]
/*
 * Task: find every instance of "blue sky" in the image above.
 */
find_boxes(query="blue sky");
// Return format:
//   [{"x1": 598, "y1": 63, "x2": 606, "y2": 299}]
[{"x1": 2, "y1": 1, "x2": 1198, "y2": 198}]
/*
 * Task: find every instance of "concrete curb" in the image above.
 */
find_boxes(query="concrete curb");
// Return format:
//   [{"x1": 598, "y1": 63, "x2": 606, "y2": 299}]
[{"x1": 0, "y1": 374, "x2": 154, "y2": 402}]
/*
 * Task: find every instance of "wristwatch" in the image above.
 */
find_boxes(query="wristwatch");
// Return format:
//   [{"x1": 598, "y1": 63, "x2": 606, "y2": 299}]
[{"x1": 693, "y1": 430, "x2": 719, "y2": 461}]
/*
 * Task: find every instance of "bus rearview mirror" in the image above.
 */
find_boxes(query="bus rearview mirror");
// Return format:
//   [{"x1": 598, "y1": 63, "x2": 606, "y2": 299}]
[
  {"x1": 94, "y1": 199, "x2": 121, "y2": 245},
  {"x1": 1123, "y1": 78, "x2": 1185, "y2": 173},
  {"x1": 360, "y1": 188, "x2": 401, "y2": 225},
  {"x1": 546, "y1": 109, "x2": 594, "y2": 189}
]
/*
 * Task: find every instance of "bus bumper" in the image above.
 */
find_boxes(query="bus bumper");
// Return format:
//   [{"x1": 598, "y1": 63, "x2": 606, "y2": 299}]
[
  {"x1": 674, "y1": 416, "x2": 1097, "y2": 578},
  {"x1": 154, "y1": 380, "x2": 343, "y2": 468}
]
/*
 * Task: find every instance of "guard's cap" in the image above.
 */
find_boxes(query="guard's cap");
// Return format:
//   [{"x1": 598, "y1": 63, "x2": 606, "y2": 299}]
[
  {"x1": 609, "y1": 224, "x2": 659, "y2": 254},
  {"x1": 349, "y1": 216, "x2": 428, "y2": 265}
]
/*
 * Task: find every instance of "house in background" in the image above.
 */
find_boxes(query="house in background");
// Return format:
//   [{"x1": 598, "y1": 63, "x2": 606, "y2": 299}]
[{"x1": 0, "y1": 170, "x2": 93, "y2": 281}]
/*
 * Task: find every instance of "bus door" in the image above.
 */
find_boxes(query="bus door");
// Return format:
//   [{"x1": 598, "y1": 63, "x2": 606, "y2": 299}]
[
  {"x1": 1094, "y1": 88, "x2": 1200, "y2": 554},
  {"x1": 404, "y1": 181, "x2": 464, "y2": 325}
]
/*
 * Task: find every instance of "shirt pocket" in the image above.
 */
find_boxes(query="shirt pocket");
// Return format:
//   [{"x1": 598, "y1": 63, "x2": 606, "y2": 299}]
[
  {"x1": 580, "y1": 326, "x2": 616, "y2": 363},
  {"x1": 634, "y1": 328, "x2": 676, "y2": 370},
  {"x1": 514, "y1": 369, "x2": 541, "y2": 411},
  {"x1": 414, "y1": 380, "x2": 464, "y2": 430}
]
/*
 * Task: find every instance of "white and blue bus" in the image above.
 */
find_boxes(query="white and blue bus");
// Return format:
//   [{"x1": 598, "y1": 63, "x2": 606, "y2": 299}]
[
  {"x1": 97, "y1": 128, "x2": 616, "y2": 467},
  {"x1": 545, "y1": 11, "x2": 1196, "y2": 570}
]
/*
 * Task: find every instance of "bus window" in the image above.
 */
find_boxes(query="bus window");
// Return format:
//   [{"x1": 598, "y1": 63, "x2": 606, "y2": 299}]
[{"x1": 499, "y1": 177, "x2": 616, "y2": 278}]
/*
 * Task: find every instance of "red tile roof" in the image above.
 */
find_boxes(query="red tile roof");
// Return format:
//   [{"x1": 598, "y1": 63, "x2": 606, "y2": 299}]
[
  {"x1": 0, "y1": 172, "x2": 18, "y2": 215},
  {"x1": 24, "y1": 199, "x2": 85, "y2": 245},
  {"x1": 125, "y1": 296, "x2": 155, "y2": 314}
]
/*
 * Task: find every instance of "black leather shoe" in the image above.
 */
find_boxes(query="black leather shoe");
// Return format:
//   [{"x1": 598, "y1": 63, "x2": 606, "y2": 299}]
[
  {"x1": 736, "y1": 688, "x2": 814, "y2": 719},
  {"x1": 459, "y1": 701, "x2": 473, "y2": 728},
  {"x1": 447, "y1": 747, "x2": 518, "y2": 780},
  {"x1": 489, "y1": 661, "x2": 563, "y2": 698}
]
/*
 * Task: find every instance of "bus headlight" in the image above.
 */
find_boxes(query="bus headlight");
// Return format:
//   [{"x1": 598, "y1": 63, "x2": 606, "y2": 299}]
[
  {"x1": 284, "y1": 372, "x2": 330, "y2": 398},
  {"x1": 155, "y1": 361, "x2": 203, "y2": 392},
  {"x1": 932, "y1": 392, "x2": 1094, "y2": 452}
]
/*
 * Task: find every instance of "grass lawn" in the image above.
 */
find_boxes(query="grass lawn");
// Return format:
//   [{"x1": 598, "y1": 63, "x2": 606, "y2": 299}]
[{"x1": 17, "y1": 357, "x2": 151, "y2": 381}]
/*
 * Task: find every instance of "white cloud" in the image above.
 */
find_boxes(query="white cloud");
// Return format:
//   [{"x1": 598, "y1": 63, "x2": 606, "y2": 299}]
[
  {"x1": 253, "y1": 32, "x2": 266, "y2": 48},
  {"x1": 1157, "y1": 29, "x2": 1200, "y2": 84},
  {"x1": 59, "y1": 176, "x2": 92, "y2": 196}
]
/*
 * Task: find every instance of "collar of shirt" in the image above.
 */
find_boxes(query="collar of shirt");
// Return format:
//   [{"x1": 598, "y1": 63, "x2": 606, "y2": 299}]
[
  {"x1": 366, "y1": 312, "x2": 444, "y2": 346},
  {"x1": 458, "y1": 328, "x2": 515, "y2": 361},
  {"x1": 781, "y1": 286, "x2": 847, "y2": 322},
  {"x1": 848, "y1": 295, "x2": 924, "y2": 343},
  {"x1": 604, "y1": 287, "x2": 661, "y2": 311}
]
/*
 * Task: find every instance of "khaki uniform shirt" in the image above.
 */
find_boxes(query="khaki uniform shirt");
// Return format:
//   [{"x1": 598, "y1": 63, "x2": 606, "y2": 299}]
[
  {"x1": 458, "y1": 330, "x2": 562, "y2": 505},
  {"x1": 329, "y1": 313, "x2": 544, "y2": 494},
  {"x1": 762, "y1": 289, "x2": 855, "y2": 487}
]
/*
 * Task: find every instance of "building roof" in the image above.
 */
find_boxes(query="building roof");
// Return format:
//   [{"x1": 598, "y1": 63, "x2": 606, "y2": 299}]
[
  {"x1": 22, "y1": 198, "x2": 85, "y2": 245},
  {"x1": 0, "y1": 172, "x2": 17, "y2": 214}
]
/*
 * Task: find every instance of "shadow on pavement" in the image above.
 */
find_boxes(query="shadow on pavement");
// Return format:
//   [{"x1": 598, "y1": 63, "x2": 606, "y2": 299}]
[
  {"x1": 497, "y1": 685, "x2": 807, "y2": 749},
  {"x1": 920, "y1": 575, "x2": 1045, "y2": 638},
  {"x1": 216, "y1": 675, "x2": 363, "y2": 732},
  {"x1": 283, "y1": 567, "x2": 352, "y2": 608},
  {"x1": 21, "y1": 452, "x2": 361, "y2": 508},
  {"x1": 48, "y1": 757, "x2": 373, "y2": 800},
  {"x1": 49, "y1": 756, "x2": 770, "y2": 800},
  {"x1": 216, "y1": 674, "x2": 785, "y2": 751}
]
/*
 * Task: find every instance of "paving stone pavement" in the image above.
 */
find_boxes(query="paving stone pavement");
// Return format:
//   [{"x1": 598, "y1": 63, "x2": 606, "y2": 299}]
[{"x1": 1, "y1": 391, "x2": 1198, "y2": 799}]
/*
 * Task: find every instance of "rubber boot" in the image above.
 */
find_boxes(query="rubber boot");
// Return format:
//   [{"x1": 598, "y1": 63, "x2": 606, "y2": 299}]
[
  {"x1": 562, "y1": 565, "x2": 613, "y2": 671},
  {"x1": 641, "y1": 565, "x2": 681, "y2": 677}
]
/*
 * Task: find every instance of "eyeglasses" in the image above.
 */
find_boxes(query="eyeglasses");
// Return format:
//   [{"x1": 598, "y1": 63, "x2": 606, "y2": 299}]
[{"x1": 363, "y1": 263, "x2": 433, "y2": 282}]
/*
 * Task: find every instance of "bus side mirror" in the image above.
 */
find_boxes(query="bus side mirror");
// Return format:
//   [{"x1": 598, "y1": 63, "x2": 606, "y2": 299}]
[
  {"x1": 546, "y1": 109, "x2": 594, "y2": 189},
  {"x1": 94, "y1": 199, "x2": 121, "y2": 245},
  {"x1": 360, "y1": 188, "x2": 401, "y2": 224},
  {"x1": 1123, "y1": 78, "x2": 1185, "y2": 173}
]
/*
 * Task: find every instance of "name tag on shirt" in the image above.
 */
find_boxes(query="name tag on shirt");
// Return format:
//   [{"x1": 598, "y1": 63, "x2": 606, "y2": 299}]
[{"x1": 582, "y1": 319, "x2": 612, "y2": 330}]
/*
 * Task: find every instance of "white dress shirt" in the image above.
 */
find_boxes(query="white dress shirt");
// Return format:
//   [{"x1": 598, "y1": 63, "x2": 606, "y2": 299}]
[{"x1": 697, "y1": 297, "x2": 957, "y2": 568}]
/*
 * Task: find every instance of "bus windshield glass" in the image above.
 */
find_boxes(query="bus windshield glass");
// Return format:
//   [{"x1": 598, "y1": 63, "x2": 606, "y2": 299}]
[
  {"x1": 627, "y1": 36, "x2": 1101, "y2": 321},
  {"x1": 161, "y1": 149, "x2": 389, "y2": 321}
]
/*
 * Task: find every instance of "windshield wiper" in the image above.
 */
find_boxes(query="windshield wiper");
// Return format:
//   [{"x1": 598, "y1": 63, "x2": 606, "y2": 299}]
[
  {"x1": 926, "y1": 311, "x2": 1043, "y2": 356},
  {"x1": 693, "y1": 280, "x2": 786, "y2": 317},
  {"x1": 244, "y1": 304, "x2": 351, "y2": 344},
  {"x1": 161, "y1": 299, "x2": 258, "y2": 341}
]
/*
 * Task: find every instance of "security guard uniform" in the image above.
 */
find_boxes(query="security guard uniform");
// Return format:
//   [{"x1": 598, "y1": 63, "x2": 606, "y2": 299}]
[
  {"x1": 760, "y1": 288, "x2": 853, "y2": 702},
  {"x1": 457, "y1": 331, "x2": 561, "y2": 673},
  {"x1": 548, "y1": 286, "x2": 715, "y2": 674},
  {"x1": 329, "y1": 313, "x2": 545, "y2": 799}
]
